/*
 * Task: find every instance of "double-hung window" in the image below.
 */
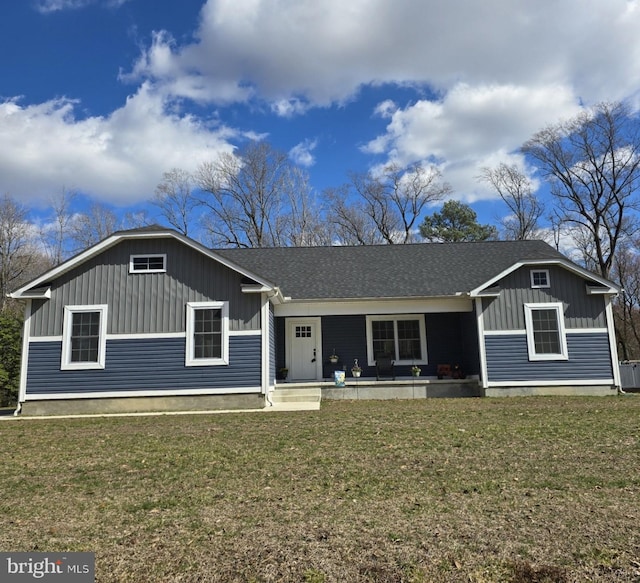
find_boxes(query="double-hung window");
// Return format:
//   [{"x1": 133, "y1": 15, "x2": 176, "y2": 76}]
[
  {"x1": 366, "y1": 315, "x2": 427, "y2": 365},
  {"x1": 61, "y1": 305, "x2": 108, "y2": 370},
  {"x1": 524, "y1": 303, "x2": 568, "y2": 361},
  {"x1": 185, "y1": 301, "x2": 229, "y2": 366}
]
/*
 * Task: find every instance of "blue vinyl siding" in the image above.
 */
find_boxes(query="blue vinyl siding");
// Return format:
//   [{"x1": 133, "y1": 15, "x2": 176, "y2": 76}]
[
  {"x1": 26, "y1": 335, "x2": 262, "y2": 396},
  {"x1": 485, "y1": 332, "x2": 613, "y2": 382}
]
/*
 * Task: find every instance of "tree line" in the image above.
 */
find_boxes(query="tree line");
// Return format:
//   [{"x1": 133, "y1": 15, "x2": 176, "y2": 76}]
[{"x1": 2, "y1": 101, "x2": 640, "y2": 405}]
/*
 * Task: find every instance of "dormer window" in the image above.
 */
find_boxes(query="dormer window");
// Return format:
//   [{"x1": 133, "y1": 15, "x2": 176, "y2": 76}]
[
  {"x1": 530, "y1": 269, "x2": 550, "y2": 288},
  {"x1": 129, "y1": 254, "x2": 166, "y2": 273}
]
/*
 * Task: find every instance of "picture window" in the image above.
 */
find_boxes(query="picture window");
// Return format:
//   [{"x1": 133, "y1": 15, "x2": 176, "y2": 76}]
[{"x1": 366, "y1": 315, "x2": 427, "y2": 365}]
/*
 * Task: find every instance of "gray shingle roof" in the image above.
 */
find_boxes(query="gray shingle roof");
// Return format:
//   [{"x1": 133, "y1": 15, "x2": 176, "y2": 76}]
[{"x1": 216, "y1": 240, "x2": 567, "y2": 300}]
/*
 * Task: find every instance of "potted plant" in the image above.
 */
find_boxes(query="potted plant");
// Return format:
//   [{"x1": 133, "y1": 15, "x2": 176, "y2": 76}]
[
  {"x1": 329, "y1": 350, "x2": 339, "y2": 364},
  {"x1": 452, "y1": 363, "x2": 465, "y2": 379},
  {"x1": 411, "y1": 365, "x2": 421, "y2": 377},
  {"x1": 351, "y1": 359, "x2": 362, "y2": 378},
  {"x1": 279, "y1": 367, "x2": 288, "y2": 380}
]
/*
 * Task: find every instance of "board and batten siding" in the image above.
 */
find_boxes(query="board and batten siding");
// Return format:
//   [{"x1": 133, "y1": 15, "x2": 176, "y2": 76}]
[
  {"x1": 30, "y1": 238, "x2": 261, "y2": 336},
  {"x1": 322, "y1": 315, "x2": 368, "y2": 376},
  {"x1": 25, "y1": 335, "x2": 262, "y2": 396},
  {"x1": 425, "y1": 312, "x2": 480, "y2": 376},
  {"x1": 485, "y1": 332, "x2": 614, "y2": 382},
  {"x1": 481, "y1": 265, "x2": 607, "y2": 331}
]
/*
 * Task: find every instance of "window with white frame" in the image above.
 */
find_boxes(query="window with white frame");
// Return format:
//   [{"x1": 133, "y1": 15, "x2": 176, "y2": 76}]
[
  {"x1": 524, "y1": 303, "x2": 568, "y2": 361},
  {"x1": 530, "y1": 269, "x2": 550, "y2": 288},
  {"x1": 129, "y1": 254, "x2": 166, "y2": 273},
  {"x1": 366, "y1": 315, "x2": 427, "y2": 365},
  {"x1": 61, "y1": 305, "x2": 108, "y2": 370},
  {"x1": 185, "y1": 301, "x2": 229, "y2": 366}
]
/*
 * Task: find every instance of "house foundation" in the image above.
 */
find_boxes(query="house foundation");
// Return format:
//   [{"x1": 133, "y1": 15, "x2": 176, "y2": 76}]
[
  {"x1": 484, "y1": 385, "x2": 617, "y2": 397},
  {"x1": 19, "y1": 393, "x2": 265, "y2": 416}
]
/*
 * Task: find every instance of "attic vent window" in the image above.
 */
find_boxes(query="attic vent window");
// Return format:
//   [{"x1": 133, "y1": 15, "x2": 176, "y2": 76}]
[
  {"x1": 129, "y1": 254, "x2": 166, "y2": 273},
  {"x1": 530, "y1": 269, "x2": 550, "y2": 288}
]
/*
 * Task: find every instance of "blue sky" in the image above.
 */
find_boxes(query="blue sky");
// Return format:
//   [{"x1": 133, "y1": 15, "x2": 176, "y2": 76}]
[{"x1": 3, "y1": 0, "x2": 640, "y2": 231}]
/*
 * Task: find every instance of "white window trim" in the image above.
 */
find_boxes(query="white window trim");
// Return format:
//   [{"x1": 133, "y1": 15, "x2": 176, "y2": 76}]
[
  {"x1": 530, "y1": 269, "x2": 550, "y2": 288},
  {"x1": 185, "y1": 301, "x2": 229, "y2": 367},
  {"x1": 61, "y1": 304, "x2": 108, "y2": 370},
  {"x1": 129, "y1": 254, "x2": 167, "y2": 274},
  {"x1": 365, "y1": 314, "x2": 427, "y2": 366},
  {"x1": 524, "y1": 302, "x2": 568, "y2": 361}
]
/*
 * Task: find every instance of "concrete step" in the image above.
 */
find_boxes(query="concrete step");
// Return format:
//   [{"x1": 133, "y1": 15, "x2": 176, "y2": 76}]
[
  {"x1": 267, "y1": 401, "x2": 321, "y2": 412},
  {"x1": 270, "y1": 387, "x2": 322, "y2": 403},
  {"x1": 267, "y1": 387, "x2": 322, "y2": 411}
]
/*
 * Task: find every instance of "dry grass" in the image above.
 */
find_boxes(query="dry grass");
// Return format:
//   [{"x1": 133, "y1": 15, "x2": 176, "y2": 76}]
[{"x1": 0, "y1": 397, "x2": 639, "y2": 582}]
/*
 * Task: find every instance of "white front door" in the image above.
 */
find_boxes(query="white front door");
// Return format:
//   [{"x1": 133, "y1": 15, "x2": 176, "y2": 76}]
[{"x1": 287, "y1": 318, "x2": 321, "y2": 381}]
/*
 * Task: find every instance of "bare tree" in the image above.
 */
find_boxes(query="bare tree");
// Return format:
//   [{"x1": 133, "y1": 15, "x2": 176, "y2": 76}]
[
  {"x1": 522, "y1": 102, "x2": 640, "y2": 278},
  {"x1": 196, "y1": 142, "x2": 290, "y2": 247},
  {"x1": 349, "y1": 163, "x2": 451, "y2": 244},
  {"x1": 70, "y1": 202, "x2": 119, "y2": 250},
  {"x1": 612, "y1": 242, "x2": 640, "y2": 360},
  {"x1": 324, "y1": 186, "x2": 383, "y2": 246},
  {"x1": 283, "y1": 167, "x2": 332, "y2": 247},
  {"x1": 196, "y1": 142, "x2": 323, "y2": 248},
  {"x1": 121, "y1": 209, "x2": 154, "y2": 231},
  {"x1": 40, "y1": 187, "x2": 76, "y2": 265},
  {"x1": 0, "y1": 195, "x2": 39, "y2": 311},
  {"x1": 153, "y1": 168, "x2": 200, "y2": 236},
  {"x1": 478, "y1": 162, "x2": 544, "y2": 240}
]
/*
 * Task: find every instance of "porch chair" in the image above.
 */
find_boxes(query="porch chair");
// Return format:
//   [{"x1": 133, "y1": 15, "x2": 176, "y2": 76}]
[{"x1": 375, "y1": 354, "x2": 395, "y2": 380}]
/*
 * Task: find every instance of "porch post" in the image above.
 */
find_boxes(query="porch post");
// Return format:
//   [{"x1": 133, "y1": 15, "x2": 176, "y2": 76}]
[{"x1": 475, "y1": 298, "x2": 489, "y2": 390}]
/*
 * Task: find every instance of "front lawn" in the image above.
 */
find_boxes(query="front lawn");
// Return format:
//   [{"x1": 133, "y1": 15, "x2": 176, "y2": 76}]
[{"x1": 0, "y1": 397, "x2": 638, "y2": 582}]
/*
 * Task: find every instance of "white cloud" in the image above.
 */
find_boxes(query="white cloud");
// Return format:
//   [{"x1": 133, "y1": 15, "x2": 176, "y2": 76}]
[
  {"x1": 35, "y1": 0, "x2": 129, "y2": 13},
  {"x1": 364, "y1": 83, "x2": 582, "y2": 201},
  {"x1": 373, "y1": 100, "x2": 398, "y2": 119},
  {"x1": 125, "y1": 0, "x2": 640, "y2": 109},
  {"x1": 24, "y1": 0, "x2": 640, "y2": 212},
  {"x1": 289, "y1": 139, "x2": 317, "y2": 167},
  {"x1": 0, "y1": 85, "x2": 236, "y2": 205},
  {"x1": 271, "y1": 99, "x2": 310, "y2": 118}
]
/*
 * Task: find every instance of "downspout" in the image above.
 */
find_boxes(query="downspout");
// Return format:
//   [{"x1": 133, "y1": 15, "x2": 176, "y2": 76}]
[
  {"x1": 264, "y1": 288, "x2": 289, "y2": 407},
  {"x1": 261, "y1": 292, "x2": 273, "y2": 408}
]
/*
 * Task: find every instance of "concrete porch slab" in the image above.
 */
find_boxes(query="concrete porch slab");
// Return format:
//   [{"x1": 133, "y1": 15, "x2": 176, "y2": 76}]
[{"x1": 277, "y1": 377, "x2": 482, "y2": 400}]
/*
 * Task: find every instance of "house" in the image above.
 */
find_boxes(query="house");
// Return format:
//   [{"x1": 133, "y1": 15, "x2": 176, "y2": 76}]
[{"x1": 9, "y1": 226, "x2": 621, "y2": 415}]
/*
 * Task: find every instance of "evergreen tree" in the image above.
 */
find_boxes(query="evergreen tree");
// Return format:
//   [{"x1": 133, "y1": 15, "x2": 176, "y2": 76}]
[{"x1": 419, "y1": 200, "x2": 497, "y2": 242}]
